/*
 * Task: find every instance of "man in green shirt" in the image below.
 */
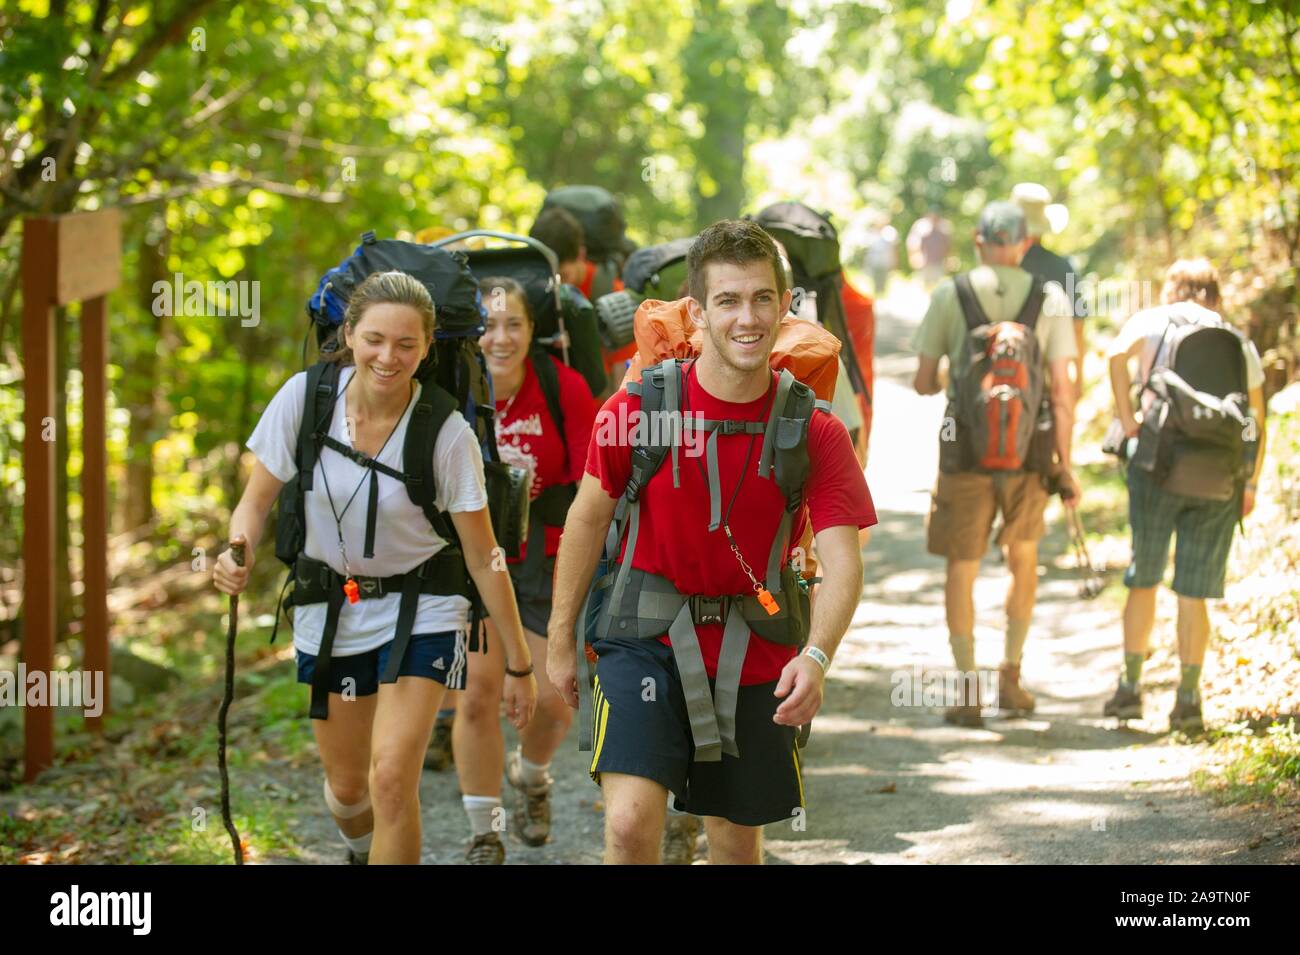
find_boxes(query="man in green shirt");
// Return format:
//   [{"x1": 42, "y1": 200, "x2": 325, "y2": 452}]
[{"x1": 912, "y1": 201, "x2": 1079, "y2": 726}]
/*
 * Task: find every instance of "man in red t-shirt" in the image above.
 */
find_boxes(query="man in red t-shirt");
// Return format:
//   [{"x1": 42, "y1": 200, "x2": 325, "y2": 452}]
[{"x1": 547, "y1": 220, "x2": 876, "y2": 864}]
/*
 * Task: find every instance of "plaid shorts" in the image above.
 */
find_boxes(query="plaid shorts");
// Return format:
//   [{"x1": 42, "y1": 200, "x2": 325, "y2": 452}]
[{"x1": 1124, "y1": 464, "x2": 1239, "y2": 599}]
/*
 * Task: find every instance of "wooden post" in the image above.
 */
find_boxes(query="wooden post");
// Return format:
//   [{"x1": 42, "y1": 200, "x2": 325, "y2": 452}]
[
  {"x1": 81, "y1": 295, "x2": 110, "y2": 731},
  {"x1": 20, "y1": 219, "x2": 57, "y2": 782},
  {"x1": 19, "y1": 209, "x2": 120, "y2": 781}
]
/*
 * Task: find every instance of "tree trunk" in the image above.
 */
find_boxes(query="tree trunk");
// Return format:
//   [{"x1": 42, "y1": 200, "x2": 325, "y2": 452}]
[
  {"x1": 122, "y1": 216, "x2": 167, "y2": 531},
  {"x1": 685, "y1": 9, "x2": 751, "y2": 229}
]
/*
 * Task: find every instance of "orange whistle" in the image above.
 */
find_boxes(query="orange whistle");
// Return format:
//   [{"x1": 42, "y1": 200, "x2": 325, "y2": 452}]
[
  {"x1": 343, "y1": 577, "x2": 360, "y2": 604},
  {"x1": 757, "y1": 588, "x2": 780, "y2": 616}
]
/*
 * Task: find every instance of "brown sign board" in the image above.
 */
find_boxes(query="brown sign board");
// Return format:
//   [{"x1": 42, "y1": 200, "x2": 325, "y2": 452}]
[{"x1": 28, "y1": 209, "x2": 123, "y2": 307}]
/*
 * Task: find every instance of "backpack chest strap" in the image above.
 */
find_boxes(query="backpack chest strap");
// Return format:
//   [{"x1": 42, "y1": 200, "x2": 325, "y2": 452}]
[
  {"x1": 690, "y1": 418, "x2": 767, "y2": 532},
  {"x1": 316, "y1": 433, "x2": 409, "y2": 559}
]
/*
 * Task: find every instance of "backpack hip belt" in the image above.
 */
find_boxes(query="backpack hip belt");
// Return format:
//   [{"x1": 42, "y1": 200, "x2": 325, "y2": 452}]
[
  {"x1": 590, "y1": 564, "x2": 808, "y2": 762},
  {"x1": 575, "y1": 358, "x2": 825, "y2": 762},
  {"x1": 291, "y1": 551, "x2": 469, "y2": 721}
]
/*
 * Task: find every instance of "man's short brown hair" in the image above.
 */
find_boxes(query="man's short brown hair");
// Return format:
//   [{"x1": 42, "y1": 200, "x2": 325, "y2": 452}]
[
  {"x1": 530, "y1": 207, "x2": 585, "y2": 264},
  {"x1": 687, "y1": 219, "x2": 788, "y2": 304},
  {"x1": 1161, "y1": 258, "x2": 1221, "y2": 310}
]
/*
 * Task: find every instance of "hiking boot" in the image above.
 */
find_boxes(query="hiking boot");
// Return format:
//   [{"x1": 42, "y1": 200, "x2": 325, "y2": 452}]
[
  {"x1": 345, "y1": 849, "x2": 368, "y2": 865},
  {"x1": 943, "y1": 672, "x2": 984, "y2": 727},
  {"x1": 1169, "y1": 694, "x2": 1204, "y2": 733},
  {"x1": 505, "y1": 750, "x2": 553, "y2": 847},
  {"x1": 662, "y1": 813, "x2": 702, "y2": 865},
  {"x1": 1103, "y1": 680, "x2": 1143, "y2": 721},
  {"x1": 465, "y1": 832, "x2": 505, "y2": 865},
  {"x1": 997, "y1": 663, "x2": 1036, "y2": 715},
  {"x1": 424, "y1": 712, "x2": 455, "y2": 772}
]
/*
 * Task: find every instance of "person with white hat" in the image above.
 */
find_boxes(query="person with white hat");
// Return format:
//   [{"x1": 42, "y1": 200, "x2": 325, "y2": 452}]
[{"x1": 1012, "y1": 183, "x2": 1086, "y2": 405}]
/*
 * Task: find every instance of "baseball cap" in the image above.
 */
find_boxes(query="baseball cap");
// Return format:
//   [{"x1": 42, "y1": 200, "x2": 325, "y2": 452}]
[{"x1": 977, "y1": 201, "x2": 1027, "y2": 246}]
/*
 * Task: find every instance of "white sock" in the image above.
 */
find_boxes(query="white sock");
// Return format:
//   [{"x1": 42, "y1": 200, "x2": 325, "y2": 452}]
[
  {"x1": 338, "y1": 828, "x2": 372, "y2": 855},
  {"x1": 516, "y1": 750, "x2": 552, "y2": 788},
  {"x1": 463, "y1": 795, "x2": 501, "y2": 837}
]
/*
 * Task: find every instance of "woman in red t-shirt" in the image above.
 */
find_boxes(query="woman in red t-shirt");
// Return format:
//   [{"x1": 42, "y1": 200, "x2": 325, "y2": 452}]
[{"x1": 437, "y1": 275, "x2": 596, "y2": 862}]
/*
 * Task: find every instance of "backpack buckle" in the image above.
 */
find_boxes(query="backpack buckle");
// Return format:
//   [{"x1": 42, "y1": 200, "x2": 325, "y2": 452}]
[
  {"x1": 690, "y1": 595, "x2": 726, "y2": 626},
  {"x1": 719, "y1": 420, "x2": 748, "y2": 435}
]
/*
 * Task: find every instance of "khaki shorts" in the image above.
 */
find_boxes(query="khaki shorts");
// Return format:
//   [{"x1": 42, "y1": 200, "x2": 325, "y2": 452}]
[{"x1": 927, "y1": 471, "x2": 1049, "y2": 560}]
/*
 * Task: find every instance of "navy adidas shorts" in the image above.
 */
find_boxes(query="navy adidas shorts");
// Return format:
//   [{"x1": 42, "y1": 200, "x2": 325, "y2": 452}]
[
  {"x1": 295, "y1": 630, "x2": 468, "y2": 696},
  {"x1": 587, "y1": 636, "x2": 805, "y2": 828}
]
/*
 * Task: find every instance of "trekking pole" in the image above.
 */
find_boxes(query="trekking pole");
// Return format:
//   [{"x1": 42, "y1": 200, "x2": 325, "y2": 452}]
[
  {"x1": 218, "y1": 538, "x2": 245, "y2": 864},
  {"x1": 1065, "y1": 507, "x2": 1102, "y2": 599}
]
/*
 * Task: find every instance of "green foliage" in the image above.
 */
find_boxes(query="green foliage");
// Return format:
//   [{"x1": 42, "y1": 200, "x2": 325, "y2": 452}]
[
  {"x1": 1196, "y1": 719, "x2": 1300, "y2": 807},
  {"x1": 0, "y1": 0, "x2": 1296, "y2": 631}
]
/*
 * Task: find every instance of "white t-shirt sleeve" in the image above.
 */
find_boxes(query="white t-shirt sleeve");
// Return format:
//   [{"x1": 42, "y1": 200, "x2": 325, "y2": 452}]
[
  {"x1": 434, "y1": 416, "x2": 488, "y2": 513},
  {"x1": 247, "y1": 371, "x2": 306, "y2": 483},
  {"x1": 1106, "y1": 310, "x2": 1157, "y2": 359}
]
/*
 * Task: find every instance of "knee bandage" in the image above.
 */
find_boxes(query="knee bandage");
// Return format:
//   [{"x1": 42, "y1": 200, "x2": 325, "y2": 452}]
[{"x1": 323, "y1": 777, "x2": 371, "y2": 819}]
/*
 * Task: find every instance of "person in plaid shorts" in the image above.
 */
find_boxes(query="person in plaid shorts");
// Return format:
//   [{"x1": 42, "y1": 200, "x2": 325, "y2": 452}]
[{"x1": 1103, "y1": 259, "x2": 1268, "y2": 731}]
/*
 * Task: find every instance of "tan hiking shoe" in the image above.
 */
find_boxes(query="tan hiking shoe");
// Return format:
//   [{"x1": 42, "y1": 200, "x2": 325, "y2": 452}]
[
  {"x1": 943, "y1": 672, "x2": 984, "y2": 727},
  {"x1": 506, "y1": 750, "x2": 553, "y2": 847},
  {"x1": 998, "y1": 663, "x2": 1036, "y2": 715},
  {"x1": 424, "y1": 712, "x2": 454, "y2": 772},
  {"x1": 465, "y1": 832, "x2": 505, "y2": 865},
  {"x1": 662, "y1": 813, "x2": 702, "y2": 865}
]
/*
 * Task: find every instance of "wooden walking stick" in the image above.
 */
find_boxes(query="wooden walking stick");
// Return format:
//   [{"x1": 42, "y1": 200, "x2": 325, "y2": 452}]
[{"x1": 218, "y1": 538, "x2": 246, "y2": 864}]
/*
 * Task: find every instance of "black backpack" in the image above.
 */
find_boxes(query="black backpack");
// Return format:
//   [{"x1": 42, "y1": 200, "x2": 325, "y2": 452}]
[
  {"x1": 752, "y1": 203, "x2": 871, "y2": 407},
  {"x1": 445, "y1": 231, "x2": 594, "y2": 528},
  {"x1": 443, "y1": 230, "x2": 607, "y2": 397},
  {"x1": 1130, "y1": 310, "x2": 1259, "y2": 501},
  {"x1": 594, "y1": 236, "x2": 696, "y2": 349},
  {"x1": 541, "y1": 185, "x2": 633, "y2": 300}
]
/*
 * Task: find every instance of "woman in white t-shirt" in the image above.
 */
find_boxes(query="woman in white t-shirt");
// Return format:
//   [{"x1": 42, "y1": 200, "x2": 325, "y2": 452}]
[{"x1": 213, "y1": 271, "x2": 537, "y2": 864}]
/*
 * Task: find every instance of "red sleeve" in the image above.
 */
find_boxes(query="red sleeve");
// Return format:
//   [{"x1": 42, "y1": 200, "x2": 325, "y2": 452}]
[
  {"x1": 584, "y1": 388, "x2": 634, "y2": 499},
  {"x1": 804, "y1": 409, "x2": 877, "y2": 533},
  {"x1": 555, "y1": 360, "x2": 598, "y2": 484}
]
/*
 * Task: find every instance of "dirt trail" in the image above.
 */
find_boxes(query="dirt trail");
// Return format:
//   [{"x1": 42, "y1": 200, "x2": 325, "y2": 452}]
[{"x1": 280, "y1": 283, "x2": 1268, "y2": 865}]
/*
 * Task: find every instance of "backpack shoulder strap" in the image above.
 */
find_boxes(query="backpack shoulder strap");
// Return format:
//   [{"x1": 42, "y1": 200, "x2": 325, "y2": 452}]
[
  {"x1": 1015, "y1": 277, "x2": 1047, "y2": 331},
  {"x1": 531, "y1": 349, "x2": 568, "y2": 464},
  {"x1": 953, "y1": 272, "x2": 991, "y2": 330},
  {"x1": 624, "y1": 358, "x2": 678, "y2": 502},
  {"x1": 299, "y1": 361, "x2": 341, "y2": 492},
  {"x1": 605, "y1": 358, "x2": 682, "y2": 617},
  {"x1": 763, "y1": 375, "x2": 817, "y2": 593},
  {"x1": 403, "y1": 381, "x2": 459, "y2": 543}
]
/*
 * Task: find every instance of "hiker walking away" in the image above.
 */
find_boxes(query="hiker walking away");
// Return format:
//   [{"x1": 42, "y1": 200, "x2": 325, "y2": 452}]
[
  {"x1": 548, "y1": 219, "x2": 877, "y2": 864},
  {"x1": 212, "y1": 271, "x2": 537, "y2": 865},
  {"x1": 864, "y1": 216, "x2": 898, "y2": 298},
  {"x1": 442, "y1": 277, "x2": 597, "y2": 863},
  {"x1": 1011, "y1": 183, "x2": 1088, "y2": 406},
  {"x1": 1102, "y1": 259, "x2": 1266, "y2": 731},
  {"x1": 907, "y1": 206, "x2": 953, "y2": 291},
  {"x1": 912, "y1": 201, "x2": 1079, "y2": 726}
]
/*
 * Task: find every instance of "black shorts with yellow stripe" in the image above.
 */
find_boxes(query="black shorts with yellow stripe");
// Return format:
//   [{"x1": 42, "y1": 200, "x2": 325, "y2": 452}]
[{"x1": 588, "y1": 635, "x2": 805, "y2": 828}]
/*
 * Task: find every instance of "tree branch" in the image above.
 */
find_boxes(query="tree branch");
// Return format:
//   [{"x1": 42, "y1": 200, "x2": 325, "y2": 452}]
[{"x1": 100, "y1": 0, "x2": 222, "y2": 93}]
